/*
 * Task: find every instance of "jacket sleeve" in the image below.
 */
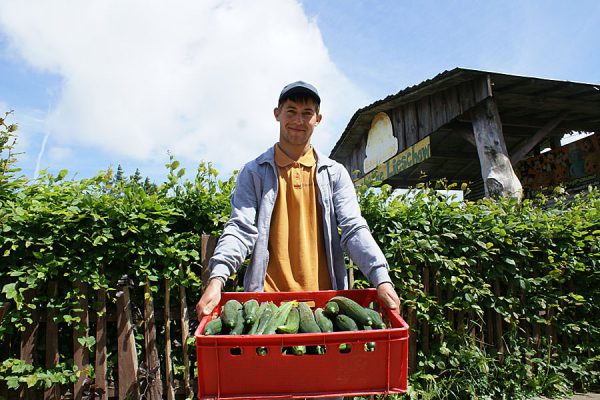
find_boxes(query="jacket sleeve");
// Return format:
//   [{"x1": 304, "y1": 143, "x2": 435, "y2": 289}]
[
  {"x1": 208, "y1": 165, "x2": 259, "y2": 281},
  {"x1": 331, "y1": 164, "x2": 392, "y2": 287}
]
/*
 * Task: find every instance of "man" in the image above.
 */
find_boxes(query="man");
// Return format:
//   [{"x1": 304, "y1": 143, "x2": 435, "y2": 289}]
[{"x1": 196, "y1": 81, "x2": 399, "y2": 318}]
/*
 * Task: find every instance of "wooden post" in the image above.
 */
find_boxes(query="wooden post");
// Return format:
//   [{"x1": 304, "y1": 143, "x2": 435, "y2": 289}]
[
  {"x1": 44, "y1": 282, "x2": 60, "y2": 400},
  {"x1": 471, "y1": 97, "x2": 523, "y2": 199},
  {"x1": 95, "y1": 280, "x2": 108, "y2": 400},
  {"x1": 201, "y1": 234, "x2": 218, "y2": 292},
  {"x1": 179, "y1": 264, "x2": 192, "y2": 398},
  {"x1": 116, "y1": 276, "x2": 140, "y2": 400},
  {"x1": 20, "y1": 289, "x2": 39, "y2": 400},
  {"x1": 144, "y1": 279, "x2": 163, "y2": 399},
  {"x1": 73, "y1": 282, "x2": 89, "y2": 400},
  {"x1": 164, "y1": 280, "x2": 175, "y2": 400}
]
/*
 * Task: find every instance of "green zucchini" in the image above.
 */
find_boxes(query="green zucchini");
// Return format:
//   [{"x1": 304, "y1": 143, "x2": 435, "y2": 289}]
[
  {"x1": 364, "y1": 307, "x2": 386, "y2": 329},
  {"x1": 221, "y1": 299, "x2": 243, "y2": 328},
  {"x1": 203, "y1": 317, "x2": 223, "y2": 335},
  {"x1": 314, "y1": 308, "x2": 334, "y2": 332},
  {"x1": 277, "y1": 307, "x2": 300, "y2": 334},
  {"x1": 298, "y1": 302, "x2": 321, "y2": 333},
  {"x1": 335, "y1": 314, "x2": 359, "y2": 331},
  {"x1": 330, "y1": 296, "x2": 372, "y2": 327},
  {"x1": 243, "y1": 299, "x2": 259, "y2": 324}
]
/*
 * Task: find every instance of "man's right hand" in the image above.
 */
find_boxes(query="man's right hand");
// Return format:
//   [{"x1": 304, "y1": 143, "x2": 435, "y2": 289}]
[{"x1": 195, "y1": 278, "x2": 224, "y2": 320}]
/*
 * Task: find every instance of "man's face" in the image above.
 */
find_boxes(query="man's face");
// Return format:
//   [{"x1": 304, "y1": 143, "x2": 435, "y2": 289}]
[{"x1": 274, "y1": 98, "x2": 322, "y2": 147}]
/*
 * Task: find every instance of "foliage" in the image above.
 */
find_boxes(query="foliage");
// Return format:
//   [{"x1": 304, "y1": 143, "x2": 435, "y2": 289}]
[
  {"x1": 1, "y1": 113, "x2": 599, "y2": 398},
  {"x1": 358, "y1": 181, "x2": 600, "y2": 399}
]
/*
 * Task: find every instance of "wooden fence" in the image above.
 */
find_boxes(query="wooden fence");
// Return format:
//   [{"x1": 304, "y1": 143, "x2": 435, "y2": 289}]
[
  {"x1": 0, "y1": 235, "x2": 217, "y2": 400},
  {"x1": 3, "y1": 241, "x2": 577, "y2": 399}
]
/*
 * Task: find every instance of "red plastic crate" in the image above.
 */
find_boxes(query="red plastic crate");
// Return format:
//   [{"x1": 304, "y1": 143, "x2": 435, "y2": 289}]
[{"x1": 195, "y1": 289, "x2": 409, "y2": 399}]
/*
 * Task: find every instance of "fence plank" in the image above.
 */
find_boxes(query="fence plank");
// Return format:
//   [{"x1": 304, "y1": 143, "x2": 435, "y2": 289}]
[
  {"x1": 44, "y1": 281, "x2": 60, "y2": 400},
  {"x1": 95, "y1": 282, "x2": 108, "y2": 400},
  {"x1": 73, "y1": 282, "x2": 89, "y2": 400},
  {"x1": 164, "y1": 280, "x2": 176, "y2": 400},
  {"x1": 20, "y1": 289, "x2": 39, "y2": 400},
  {"x1": 179, "y1": 264, "x2": 192, "y2": 398},
  {"x1": 144, "y1": 279, "x2": 163, "y2": 400},
  {"x1": 116, "y1": 278, "x2": 140, "y2": 400}
]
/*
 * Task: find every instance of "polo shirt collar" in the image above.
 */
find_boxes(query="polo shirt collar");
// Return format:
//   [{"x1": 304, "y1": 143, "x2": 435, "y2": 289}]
[{"x1": 274, "y1": 144, "x2": 316, "y2": 168}]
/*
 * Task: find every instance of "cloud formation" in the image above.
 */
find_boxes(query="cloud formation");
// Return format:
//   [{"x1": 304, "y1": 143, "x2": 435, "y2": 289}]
[{"x1": 0, "y1": 0, "x2": 364, "y2": 175}]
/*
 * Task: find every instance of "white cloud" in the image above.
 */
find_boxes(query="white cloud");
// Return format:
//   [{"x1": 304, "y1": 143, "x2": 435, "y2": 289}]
[{"x1": 0, "y1": 0, "x2": 365, "y2": 175}]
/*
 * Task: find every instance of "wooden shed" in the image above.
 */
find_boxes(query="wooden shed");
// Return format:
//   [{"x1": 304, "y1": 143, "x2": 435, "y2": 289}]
[{"x1": 330, "y1": 68, "x2": 600, "y2": 199}]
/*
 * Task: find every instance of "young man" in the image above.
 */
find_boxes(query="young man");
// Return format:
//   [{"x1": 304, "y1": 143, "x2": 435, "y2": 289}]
[{"x1": 196, "y1": 81, "x2": 399, "y2": 318}]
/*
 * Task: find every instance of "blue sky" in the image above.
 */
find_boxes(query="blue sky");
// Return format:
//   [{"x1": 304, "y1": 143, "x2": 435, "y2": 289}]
[{"x1": 1, "y1": 0, "x2": 599, "y2": 184}]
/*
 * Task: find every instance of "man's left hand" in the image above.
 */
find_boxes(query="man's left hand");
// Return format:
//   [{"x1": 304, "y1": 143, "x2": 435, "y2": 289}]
[{"x1": 376, "y1": 282, "x2": 400, "y2": 310}]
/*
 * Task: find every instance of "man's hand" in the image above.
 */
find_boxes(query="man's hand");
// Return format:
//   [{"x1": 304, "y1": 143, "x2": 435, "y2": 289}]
[
  {"x1": 376, "y1": 282, "x2": 400, "y2": 310},
  {"x1": 195, "y1": 278, "x2": 224, "y2": 320}
]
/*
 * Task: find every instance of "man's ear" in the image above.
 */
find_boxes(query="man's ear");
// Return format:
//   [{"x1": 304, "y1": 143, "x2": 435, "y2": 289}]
[
  {"x1": 315, "y1": 113, "x2": 323, "y2": 124},
  {"x1": 273, "y1": 107, "x2": 280, "y2": 121}
]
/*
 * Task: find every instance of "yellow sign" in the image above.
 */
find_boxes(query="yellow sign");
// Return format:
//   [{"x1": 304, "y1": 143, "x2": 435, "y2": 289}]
[{"x1": 354, "y1": 136, "x2": 431, "y2": 188}]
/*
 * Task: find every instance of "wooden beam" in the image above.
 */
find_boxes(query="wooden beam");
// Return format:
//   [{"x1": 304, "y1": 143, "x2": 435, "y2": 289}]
[
  {"x1": 510, "y1": 113, "x2": 567, "y2": 165},
  {"x1": 494, "y1": 92, "x2": 600, "y2": 115},
  {"x1": 471, "y1": 97, "x2": 523, "y2": 198},
  {"x1": 179, "y1": 264, "x2": 192, "y2": 399},
  {"x1": 201, "y1": 235, "x2": 218, "y2": 293}
]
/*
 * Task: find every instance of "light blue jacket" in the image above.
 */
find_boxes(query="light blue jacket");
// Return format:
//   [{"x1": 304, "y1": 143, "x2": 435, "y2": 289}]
[{"x1": 209, "y1": 145, "x2": 392, "y2": 292}]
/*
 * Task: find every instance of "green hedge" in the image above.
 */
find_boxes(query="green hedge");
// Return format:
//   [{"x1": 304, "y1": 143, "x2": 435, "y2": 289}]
[
  {"x1": 358, "y1": 182, "x2": 600, "y2": 399},
  {"x1": 1, "y1": 113, "x2": 599, "y2": 398}
]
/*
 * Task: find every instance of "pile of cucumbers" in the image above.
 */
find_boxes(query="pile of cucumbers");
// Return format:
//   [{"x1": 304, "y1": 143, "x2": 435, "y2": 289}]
[
  {"x1": 203, "y1": 295, "x2": 387, "y2": 336},
  {"x1": 202, "y1": 296, "x2": 387, "y2": 355}
]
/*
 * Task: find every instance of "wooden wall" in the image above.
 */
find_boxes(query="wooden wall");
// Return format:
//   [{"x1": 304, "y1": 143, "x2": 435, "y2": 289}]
[{"x1": 344, "y1": 77, "x2": 491, "y2": 182}]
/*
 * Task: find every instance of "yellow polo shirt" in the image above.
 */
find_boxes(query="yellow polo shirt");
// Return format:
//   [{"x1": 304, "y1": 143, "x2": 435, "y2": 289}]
[{"x1": 264, "y1": 144, "x2": 332, "y2": 292}]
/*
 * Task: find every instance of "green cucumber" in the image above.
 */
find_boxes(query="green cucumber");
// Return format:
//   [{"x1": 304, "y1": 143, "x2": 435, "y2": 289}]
[
  {"x1": 330, "y1": 296, "x2": 372, "y2": 327},
  {"x1": 243, "y1": 299, "x2": 259, "y2": 324},
  {"x1": 291, "y1": 345, "x2": 306, "y2": 356},
  {"x1": 255, "y1": 302, "x2": 278, "y2": 335},
  {"x1": 324, "y1": 301, "x2": 339, "y2": 317},
  {"x1": 221, "y1": 299, "x2": 243, "y2": 328},
  {"x1": 364, "y1": 307, "x2": 386, "y2": 329},
  {"x1": 203, "y1": 317, "x2": 223, "y2": 335},
  {"x1": 229, "y1": 309, "x2": 245, "y2": 335},
  {"x1": 314, "y1": 308, "x2": 334, "y2": 332},
  {"x1": 262, "y1": 301, "x2": 296, "y2": 335},
  {"x1": 247, "y1": 302, "x2": 270, "y2": 335},
  {"x1": 298, "y1": 302, "x2": 321, "y2": 333},
  {"x1": 277, "y1": 307, "x2": 300, "y2": 334},
  {"x1": 335, "y1": 314, "x2": 359, "y2": 331}
]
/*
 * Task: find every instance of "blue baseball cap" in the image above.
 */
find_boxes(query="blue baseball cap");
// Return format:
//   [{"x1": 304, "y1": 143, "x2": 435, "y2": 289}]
[{"x1": 278, "y1": 81, "x2": 320, "y2": 104}]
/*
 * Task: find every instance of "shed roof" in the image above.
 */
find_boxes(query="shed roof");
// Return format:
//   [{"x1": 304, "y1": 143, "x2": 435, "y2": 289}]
[{"x1": 330, "y1": 68, "x2": 600, "y2": 192}]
